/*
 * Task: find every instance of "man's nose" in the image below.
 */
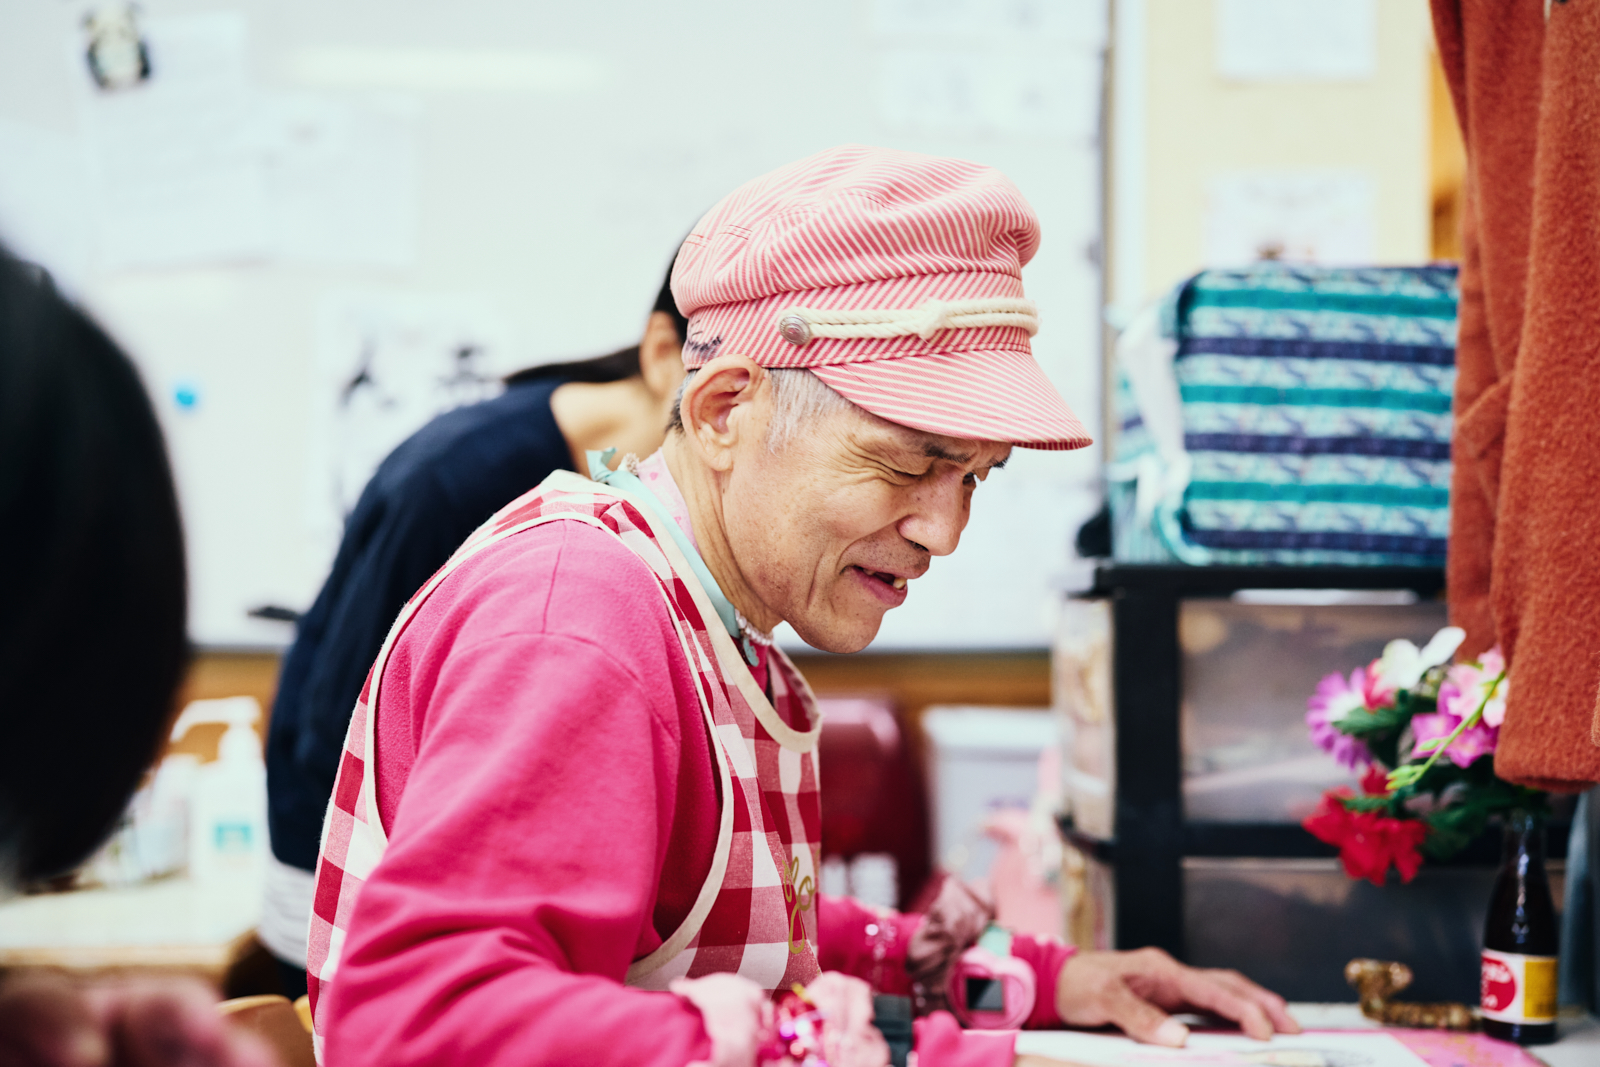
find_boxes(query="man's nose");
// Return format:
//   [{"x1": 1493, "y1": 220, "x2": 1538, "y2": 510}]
[{"x1": 897, "y1": 477, "x2": 970, "y2": 557}]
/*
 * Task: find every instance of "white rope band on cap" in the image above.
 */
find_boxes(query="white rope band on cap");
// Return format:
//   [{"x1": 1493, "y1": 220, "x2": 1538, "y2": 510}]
[{"x1": 774, "y1": 298, "x2": 1039, "y2": 347}]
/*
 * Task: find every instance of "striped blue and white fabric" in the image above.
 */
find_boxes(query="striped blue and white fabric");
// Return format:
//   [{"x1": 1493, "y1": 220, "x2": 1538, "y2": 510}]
[{"x1": 1109, "y1": 264, "x2": 1458, "y2": 567}]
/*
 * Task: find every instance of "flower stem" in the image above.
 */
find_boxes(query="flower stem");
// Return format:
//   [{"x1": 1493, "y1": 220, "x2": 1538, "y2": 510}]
[{"x1": 1387, "y1": 669, "x2": 1506, "y2": 791}]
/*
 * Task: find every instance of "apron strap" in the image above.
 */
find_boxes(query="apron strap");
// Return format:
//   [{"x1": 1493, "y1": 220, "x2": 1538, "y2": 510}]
[{"x1": 588, "y1": 449, "x2": 759, "y2": 666}]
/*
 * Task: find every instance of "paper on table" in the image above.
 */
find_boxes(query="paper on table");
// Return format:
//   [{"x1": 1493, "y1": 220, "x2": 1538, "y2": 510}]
[
  {"x1": 1014, "y1": 1031, "x2": 1429, "y2": 1067},
  {"x1": 74, "y1": 11, "x2": 272, "y2": 270},
  {"x1": 1215, "y1": 0, "x2": 1377, "y2": 83}
]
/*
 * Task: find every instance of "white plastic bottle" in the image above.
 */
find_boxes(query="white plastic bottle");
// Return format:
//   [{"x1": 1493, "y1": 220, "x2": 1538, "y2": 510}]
[{"x1": 173, "y1": 697, "x2": 269, "y2": 883}]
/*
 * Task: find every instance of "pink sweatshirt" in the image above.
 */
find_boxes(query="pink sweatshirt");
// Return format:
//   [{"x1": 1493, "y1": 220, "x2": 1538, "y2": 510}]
[{"x1": 321, "y1": 501, "x2": 1070, "y2": 1066}]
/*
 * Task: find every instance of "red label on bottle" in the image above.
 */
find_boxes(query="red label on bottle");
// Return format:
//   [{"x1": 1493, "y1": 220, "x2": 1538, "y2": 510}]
[
  {"x1": 1480, "y1": 956, "x2": 1517, "y2": 1013},
  {"x1": 1481, "y1": 949, "x2": 1558, "y2": 1023}
]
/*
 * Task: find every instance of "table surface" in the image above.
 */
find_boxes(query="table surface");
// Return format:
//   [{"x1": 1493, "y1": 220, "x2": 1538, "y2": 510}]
[
  {"x1": 0, "y1": 886, "x2": 1595, "y2": 1065},
  {"x1": 1287, "y1": 1004, "x2": 1600, "y2": 1067},
  {"x1": 0, "y1": 872, "x2": 261, "y2": 973}
]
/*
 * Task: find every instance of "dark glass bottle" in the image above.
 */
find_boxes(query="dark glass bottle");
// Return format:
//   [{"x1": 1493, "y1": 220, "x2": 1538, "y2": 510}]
[{"x1": 1481, "y1": 810, "x2": 1559, "y2": 1045}]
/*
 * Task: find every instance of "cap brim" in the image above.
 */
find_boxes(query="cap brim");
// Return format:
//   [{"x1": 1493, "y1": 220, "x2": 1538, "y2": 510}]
[{"x1": 809, "y1": 349, "x2": 1092, "y2": 451}]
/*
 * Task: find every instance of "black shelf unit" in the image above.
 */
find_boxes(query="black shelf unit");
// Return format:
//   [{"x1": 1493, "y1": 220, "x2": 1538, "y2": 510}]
[{"x1": 1067, "y1": 563, "x2": 1566, "y2": 960}]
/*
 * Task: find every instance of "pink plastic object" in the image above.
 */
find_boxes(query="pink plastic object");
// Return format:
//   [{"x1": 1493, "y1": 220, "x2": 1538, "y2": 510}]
[
  {"x1": 984, "y1": 808, "x2": 1064, "y2": 941},
  {"x1": 945, "y1": 946, "x2": 1036, "y2": 1030}
]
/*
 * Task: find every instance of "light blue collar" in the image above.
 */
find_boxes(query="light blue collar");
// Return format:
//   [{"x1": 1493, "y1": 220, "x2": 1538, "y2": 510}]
[{"x1": 587, "y1": 449, "x2": 759, "y2": 666}]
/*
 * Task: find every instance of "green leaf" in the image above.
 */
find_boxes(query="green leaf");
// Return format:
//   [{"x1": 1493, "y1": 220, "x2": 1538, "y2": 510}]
[
  {"x1": 1335, "y1": 702, "x2": 1409, "y2": 738},
  {"x1": 1335, "y1": 689, "x2": 1430, "y2": 769},
  {"x1": 1422, "y1": 802, "x2": 1486, "y2": 860}
]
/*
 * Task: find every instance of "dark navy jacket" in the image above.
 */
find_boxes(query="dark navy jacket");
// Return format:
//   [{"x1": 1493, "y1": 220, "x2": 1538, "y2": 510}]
[{"x1": 266, "y1": 377, "x2": 572, "y2": 872}]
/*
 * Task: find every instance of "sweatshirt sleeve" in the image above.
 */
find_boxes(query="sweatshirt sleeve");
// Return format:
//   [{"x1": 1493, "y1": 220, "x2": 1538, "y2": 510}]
[
  {"x1": 1010, "y1": 935, "x2": 1076, "y2": 1030},
  {"x1": 320, "y1": 629, "x2": 714, "y2": 1067}
]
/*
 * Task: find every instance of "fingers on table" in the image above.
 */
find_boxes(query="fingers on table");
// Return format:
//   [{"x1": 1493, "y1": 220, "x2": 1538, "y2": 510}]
[
  {"x1": 1202, "y1": 969, "x2": 1301, "y2": 1035},
  {"x1": 1100, "y1": 978, "x2": 1190, "y2": 1048},
  {"x1": 1171, "y1": 968, "x2": 1276, "y2": 1041}
]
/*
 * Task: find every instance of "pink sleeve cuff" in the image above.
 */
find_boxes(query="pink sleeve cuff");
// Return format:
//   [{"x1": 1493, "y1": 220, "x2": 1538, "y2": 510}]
[
  {"x1": 816, "y1": 894, "x2": 922, "y2": 996},
  {"x1": 817, "y1": 892, "x2": 1077, "y2": 1029},
  {"x1": 1009, "y1": 934, "x2": 1076, "y2": 1029}
]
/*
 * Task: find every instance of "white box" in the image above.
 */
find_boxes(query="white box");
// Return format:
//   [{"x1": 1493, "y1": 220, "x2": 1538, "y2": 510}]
[{"x1": 922, "y1": 706, "x2": 1057, "y2": 883}]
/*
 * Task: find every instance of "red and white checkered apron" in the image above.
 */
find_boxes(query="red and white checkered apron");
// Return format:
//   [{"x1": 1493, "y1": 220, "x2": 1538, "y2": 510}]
[{"x1": 305, "y1": 470, "x2": 822, "y2": 1053}]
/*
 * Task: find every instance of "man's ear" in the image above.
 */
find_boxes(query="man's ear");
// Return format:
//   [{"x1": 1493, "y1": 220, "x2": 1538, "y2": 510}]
[
  {"x1": 638, "y1": 310, "x2": 685, "y2": 401},
  {"x1": 678, "y1": 354, "x2": 768, "y2": 472}
]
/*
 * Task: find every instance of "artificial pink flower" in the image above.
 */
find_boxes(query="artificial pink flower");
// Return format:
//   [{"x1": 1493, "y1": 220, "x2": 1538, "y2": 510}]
[
  {"x1": 1410, "y1": 646, "x2": 1510, "y2": 768},
  {"x1": 1442, "y1": 647, "x2": 1510, "y2": 728},
  {"x1": 1361, "y1": 662, "x2": 1398, "y2": 710},
  {"x1": 1411, "y1": 709, "x2": 1498, "y2": 768},
  {"x1": 1306, "y1": 668, "x2": 1373, "y2": 770}
]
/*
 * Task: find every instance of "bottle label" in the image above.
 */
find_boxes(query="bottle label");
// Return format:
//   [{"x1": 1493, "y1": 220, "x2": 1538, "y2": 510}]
[{"x1": 1481, "y1": 948, "x2": 1558, "y2": 1023}]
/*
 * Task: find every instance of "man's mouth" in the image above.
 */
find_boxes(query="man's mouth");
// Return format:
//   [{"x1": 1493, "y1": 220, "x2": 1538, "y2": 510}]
[{"x1": 852, "y1": 565, "x2": 907, "y2": 590}]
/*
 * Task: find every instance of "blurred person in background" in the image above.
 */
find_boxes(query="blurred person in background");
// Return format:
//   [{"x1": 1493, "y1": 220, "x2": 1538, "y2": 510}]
[
  {"x1": 0, "y1": 247, "x2": 273, "y2": 1066},
  {"x1": 261, "y1": 260, "x2": 688, "y2": 996}
]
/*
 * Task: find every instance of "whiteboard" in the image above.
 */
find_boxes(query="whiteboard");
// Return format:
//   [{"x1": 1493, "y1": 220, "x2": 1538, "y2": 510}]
[{"x1": 0, "y1": 0, "x2": 1106, "y2": 650}]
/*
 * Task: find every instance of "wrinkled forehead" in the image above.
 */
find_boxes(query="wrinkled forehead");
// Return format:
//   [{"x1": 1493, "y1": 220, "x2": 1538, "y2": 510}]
[{"x1": 843, "y1": 404, "x2": 1012, "y2": 468}]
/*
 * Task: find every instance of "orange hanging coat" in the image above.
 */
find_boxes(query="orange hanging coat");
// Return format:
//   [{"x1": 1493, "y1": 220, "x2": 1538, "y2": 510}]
[{"x1": 1433, "y1": 0, "x2": 1600, "y2": 789}]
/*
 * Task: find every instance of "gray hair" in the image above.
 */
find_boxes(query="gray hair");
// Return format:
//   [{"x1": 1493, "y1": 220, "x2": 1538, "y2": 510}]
[{"x1": 669, "y1": 367, "x2": 858, "y2": 451}]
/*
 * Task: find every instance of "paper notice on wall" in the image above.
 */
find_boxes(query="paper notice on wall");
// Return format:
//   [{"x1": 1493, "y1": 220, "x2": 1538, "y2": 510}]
[
  {"x1": 0, "y1": 119, "x2": 93, "y2": 292},
  {"x1": 877, "y1": 48, "x2": 1101, "y2": 139},
  {"x1": 305, "y1": 292, "x2": 511, "y2": 548},
  {"x1": 1215, "y1": 0, "x2": 1377, "y2": 82},
  {"x1": 72, "y1": 12, "x2": 418, "y2": 272},
  {"x1": 75, "y1": 11, "x2": 272, "y2": 270},
  {"x1": 1204, "y1": 170, "x2": 1376, "y2": 268},
  {"x1": 871, "y1": 0, "x2": 1108, "y2": 48},
  {"x1": 259, "y1": 94, "x2": 418, "y2": 268}
]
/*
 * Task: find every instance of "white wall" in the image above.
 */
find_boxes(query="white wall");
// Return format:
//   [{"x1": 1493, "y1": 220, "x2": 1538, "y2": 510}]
[
  {"x1": 0, "y1": 0, "x2": 1108, "y2": 650},
  {"x1": 1109, "y1": 0, "x2": 1433, "y2": 313}
]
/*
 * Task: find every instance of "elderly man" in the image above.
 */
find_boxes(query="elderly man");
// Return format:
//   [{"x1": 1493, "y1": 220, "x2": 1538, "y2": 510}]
[{"x1": 307, "y1": 146, "x2": 1297, "y2": 1066}]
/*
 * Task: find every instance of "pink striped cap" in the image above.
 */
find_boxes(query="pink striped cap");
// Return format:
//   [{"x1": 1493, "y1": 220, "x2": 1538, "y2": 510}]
[{"x1": 671, "y1": 145, "x2": 1091, "y2": 451}]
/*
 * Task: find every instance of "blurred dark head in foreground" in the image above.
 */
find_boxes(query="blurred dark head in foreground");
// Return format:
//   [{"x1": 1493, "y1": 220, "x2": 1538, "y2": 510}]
[{"x1": 0, "y1": 247, "x2": 187, "y2": 886}]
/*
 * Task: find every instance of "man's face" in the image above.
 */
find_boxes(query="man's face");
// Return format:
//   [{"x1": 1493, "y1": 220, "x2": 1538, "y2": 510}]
[{"x1": 721, "y1": 399, "x2": 1010, "y2": 653}]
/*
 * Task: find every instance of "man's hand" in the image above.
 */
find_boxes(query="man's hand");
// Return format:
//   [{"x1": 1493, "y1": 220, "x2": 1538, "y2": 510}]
[
  {"x1": 802, "y1": 973, "x2": 888, "y2": 1067},
  {"x1": 0, "y1": 969, "x2": 279, "y2": 1067},
  {"x1": 1054, "y1": 949, "x2": 1300, "y2": 1047},
  {"x1": 670, "y1": 973, "x2": 771, "y2": 1067},
  {"x1": 671, "y1": 971, "x2": 889, "y2": 1067}
]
